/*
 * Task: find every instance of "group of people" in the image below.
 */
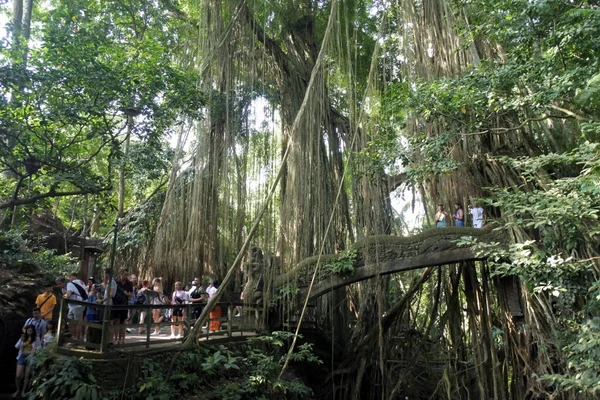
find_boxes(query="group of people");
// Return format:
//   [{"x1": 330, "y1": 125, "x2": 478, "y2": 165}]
[
  {"x1": 13, "y1": 285, "x2": 58, "y2": 398},
  {"x1": 55, "y1": 269, "x2": 224, "y2": 344},
  {"x1": 12, "y1": 270, "x2": 228, "y2": 397},
  {"x1": 434, "y1": 203, "x2": 486, "y2": 228}
]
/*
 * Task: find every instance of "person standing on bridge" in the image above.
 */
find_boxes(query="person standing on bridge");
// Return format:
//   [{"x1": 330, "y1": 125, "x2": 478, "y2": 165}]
[
  {"x1": 35, "y1": 284, "x2": 56, "y2": 323},
  {"x1": 207, "y1": 279, "x2": 221, "y2": 332},
  {"x1": 453, "y1": 203, "x2": 465, "y2": 227},
  {"x1": 170, "y1": 281, "x2": 188, "y2": 339},
  {"x1": 469, "y1": 202, "x2": 486, "y2": 228},
  {"x1": 188, "y1": 277, "x2": 206, "y2": 320},
  {"x1": 434, "y1": 204, "x2": 450, "y2": 227}
]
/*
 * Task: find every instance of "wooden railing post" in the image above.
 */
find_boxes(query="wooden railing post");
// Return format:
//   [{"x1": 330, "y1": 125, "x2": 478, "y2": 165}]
[
  {"x1": 227, "y1": 304, "x2": 232, "y2": 338},
  {"x1": 100, "y1": 304, "x2": 111, "y2": 353},
  {"x1": 56, "y1": 298, "x2": 66, "y2": 347},
  {"x1": 146, "y1": 305, "x2": 151, "y2": 348},
  {"x1": 255, "y1": 307, "x2": 259, "y2": 333}
]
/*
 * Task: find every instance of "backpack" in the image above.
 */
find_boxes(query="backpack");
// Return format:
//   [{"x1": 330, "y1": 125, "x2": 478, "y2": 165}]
[
  {"x1": 71, "y1": 282, "x2": 89, "y2": 300},
  {"x1": 134, "y1": 292, "x2": 147, "y2": 305},
  {"x1": 113, "y1": 285, "x2": 127, "y2": 305}
]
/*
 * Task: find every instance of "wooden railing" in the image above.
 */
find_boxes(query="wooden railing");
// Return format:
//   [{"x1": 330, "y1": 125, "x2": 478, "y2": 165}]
[{"x1": 56, "y1": 298, "x2": 262, "y2": 354}]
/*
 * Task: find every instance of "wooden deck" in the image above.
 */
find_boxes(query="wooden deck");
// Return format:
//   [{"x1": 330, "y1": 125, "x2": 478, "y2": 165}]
[{"x1": 55, "y1": 299, "x2": 262, "y2": 358}]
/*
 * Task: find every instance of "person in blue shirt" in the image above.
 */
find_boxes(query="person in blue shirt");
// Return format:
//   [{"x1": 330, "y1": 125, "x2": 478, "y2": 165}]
[{"x1": 453, "y1": 203, "x2": 465, "y2": 227}]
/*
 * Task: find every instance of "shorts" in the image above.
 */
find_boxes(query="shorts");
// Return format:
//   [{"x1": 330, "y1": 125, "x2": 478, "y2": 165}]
[
  {"x1": 17, "y1": 354, "x2": 31, "y2": 366},
  {"x1": 173, "y1": 308, "x2": 183, "y2": 317},
  {"x1": 111, "y1": 310, "x2": 128, "y2": 322},
  {"x1": 68, "y1": 306, "x2": 84, "y2": 321}
]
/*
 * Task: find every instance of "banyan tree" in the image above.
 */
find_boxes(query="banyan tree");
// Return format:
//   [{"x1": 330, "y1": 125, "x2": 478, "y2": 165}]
[{"x1": 139, "y1": 0, "x2": 600, "y2": 399}]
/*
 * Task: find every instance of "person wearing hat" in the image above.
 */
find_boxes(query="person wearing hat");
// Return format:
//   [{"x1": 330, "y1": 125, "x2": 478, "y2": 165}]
[{"x1": 35, "y1": 284, "x2": 57, "y2": 322}]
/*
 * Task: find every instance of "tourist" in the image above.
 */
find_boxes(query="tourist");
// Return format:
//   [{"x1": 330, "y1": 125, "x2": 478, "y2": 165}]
[
  {"x1": 207, "y1": 279, "x2": 221, "y2": 332},
  {"x1": 170, "y1": 281, "x2": 188, "y2": 338},
  {"x1": 236, "y1": 290, "x2": 244, "y2": 317},
  {"x1": 85, "y1": 285, "x2": 100, "y2": 343},
  {"x1": 453, "y1": 203, "x2": 465, "y2": 227},
  {"x1": 13, "y1": 324, "x2": 41, "y2": 398},
  {"x1": 116, "y1": 269, "x2": 134, "y2": 343},
  {"x1": 86, "y1": 277, "x2": 96, "y2": 295},
  {"x1": 22, "y1": 307, "x2": 47, "y2": 342},
  {"x1": 35, "y1": 284, "x2": 57, "y2": 322},
  {"x1": 151, "y1": 278, "x2": 165, "y2": 335},
  {"x1": 42, "y1": 320, "x2": 56, "y2": 348},
  {"x1": 137, "y1": 280, "x2": 150, "y2": 334},
  {"x1": 97, "y1": 268, "x2": 119, "y2": 344},
  {"x1": 56, "y1": 277, "x2": 86, "y2": 342},
  {"x1": 188, "y1": 277, "x2": 206, "y2": 320},
  {"x1": 69, "y1": 273, "x2": 86, "y2": 289},
  {"x1": 470, "y1": 202, "x2": 486, "y2": 228},
  {"x1": 434, "y1": 204, "x2": 449, "y2": 228}
]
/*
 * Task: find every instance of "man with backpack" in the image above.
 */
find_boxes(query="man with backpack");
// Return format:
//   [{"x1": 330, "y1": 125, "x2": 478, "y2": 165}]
[{"x1": 56, "y1": 276, "x2": 88, "y2": 342}]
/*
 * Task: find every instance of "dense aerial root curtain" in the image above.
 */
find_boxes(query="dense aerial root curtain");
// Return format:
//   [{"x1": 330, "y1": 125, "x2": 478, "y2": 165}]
[
  {"x1": 152, "y1": 0, "x2": 261, "y2": 283},
  {"x1": 390, "y1": 0, "x2": 585, "y2": 398}
]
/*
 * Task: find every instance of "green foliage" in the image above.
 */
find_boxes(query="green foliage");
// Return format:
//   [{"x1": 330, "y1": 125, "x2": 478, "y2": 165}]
[
  {"x1": 213, "y1": 332, "x2": 319, "y2": 400},
  {"x1": 30, "y1": 333, "x2": 318, "y2": 400},
  {"x1": 541, "y1": 317, "x2": 600, "y2": 395},
  {"x1": 29, "y1": 350, "x2": 102, "y2": 400},
  {"x1": 323, "y1": 248, "x2": 357, "y2": 276},
  {"x1": 0, "y1": 228, "x2": 78, "y2": 275},
  {"x1": 0, "y1": 0, "x2": 203, "y2": 231}
]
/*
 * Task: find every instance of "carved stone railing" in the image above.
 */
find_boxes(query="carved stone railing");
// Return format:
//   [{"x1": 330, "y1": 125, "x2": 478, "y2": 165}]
[{"x1": 274, "y1": 224, "x2": 506, "y2": 302}]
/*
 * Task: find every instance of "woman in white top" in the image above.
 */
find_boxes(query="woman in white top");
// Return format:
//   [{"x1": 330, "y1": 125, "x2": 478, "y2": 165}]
[
  {"x1": 470, "y1": 204, "x2": 486, "y2": 228},
  {"x1": 170, "y1": 282, "x2": 188, "y2": 338},
  {"x1": 42, "y1": 320, "x2": 56, "y2": 347},
  {"x1": 151, "y1": 279, "x2": 166, "y2": 335}
]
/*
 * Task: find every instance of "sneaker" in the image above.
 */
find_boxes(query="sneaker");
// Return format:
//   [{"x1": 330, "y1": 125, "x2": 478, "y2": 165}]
[
  {"x1": 175, "y1": 334, "x2": 181, "y2": 339},
  {"x1": 126, "y1": 328, "x2": 132, "y2": 333},
  {"x1": 169, "y1": 334, "x2": 176, "y2": 339},
  {"x1": 151, "y1": 331, "x2": 159, "y2": 336}
]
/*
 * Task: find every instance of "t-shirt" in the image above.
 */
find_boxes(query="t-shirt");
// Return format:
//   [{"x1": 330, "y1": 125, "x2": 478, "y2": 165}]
[
  {"x1": 206, "y1": 286, "x2": 217, "y2": 299},
  {"x1": 65, "y1": 282, "x2": 85, "y2": 309},
  {"x1": 188, "y1": 286, "x2": 205, "y2": 301},
  {"x1": 86, "y1": 295, "x2": 100, "y2": 321},
  {"x1": 24, "y1": 317, "x2": 47, "y2": 339},
  {"x1": 172, "y1": 290, "x2": 188, "y2": 305},
  {"x1": 470, "y1": 207, "x2": 485, "y2": 228},
  {"x1": 104, "y1": 279, "x2": 118, "y2": 305},
  {"x1": 119, "y1": 279, "x2": 134, "y2": 304},
  {"x1": 35, "y1": 293, "x2": 57, "y2": 320},
  {"x1": 15, "y1": 337, "x2": 41, "y2": 359},
  {"x1": 43, "y1": 332, "x2": 55, "y2": 347}
]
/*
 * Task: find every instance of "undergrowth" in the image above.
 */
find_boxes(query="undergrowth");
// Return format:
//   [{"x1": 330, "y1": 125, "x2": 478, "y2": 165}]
[{"x1": 29, "y1": 331, "x2": 319, "y2": 400}]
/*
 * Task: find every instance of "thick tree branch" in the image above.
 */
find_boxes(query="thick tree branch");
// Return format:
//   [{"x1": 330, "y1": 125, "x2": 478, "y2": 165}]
[
  {"x1": 387, "y1": 172, "x2": 408, "y2": 192},
  {"x1": 0, "y1": 185, "x2": 112, "y2": 209},
  {"x1": 242, "y1": 3, "x2": 287, "y2": 70}
]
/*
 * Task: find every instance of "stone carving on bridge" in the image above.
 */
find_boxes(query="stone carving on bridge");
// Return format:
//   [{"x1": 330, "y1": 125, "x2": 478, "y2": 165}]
[
  {"x1": 243, "y1": 247, "x2": 265, "y2": 307},
  {"x1": 275, "y1": 224, "x2": 507, "y2": 300}
]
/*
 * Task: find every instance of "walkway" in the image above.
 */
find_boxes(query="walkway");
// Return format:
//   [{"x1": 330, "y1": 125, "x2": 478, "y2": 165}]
[{"x1": 55, "y1": 300, "x2": 260, "y2": 358}]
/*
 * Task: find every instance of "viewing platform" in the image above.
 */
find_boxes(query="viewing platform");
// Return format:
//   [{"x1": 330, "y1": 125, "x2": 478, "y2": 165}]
[{"x1": 55, "y1": 298, "x2": 262, "y2": 358}]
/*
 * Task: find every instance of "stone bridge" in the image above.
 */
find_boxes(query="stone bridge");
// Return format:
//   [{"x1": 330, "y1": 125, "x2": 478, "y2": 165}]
[{"x1": 273, "y1": 224, "x2": 506, "y2": 303}]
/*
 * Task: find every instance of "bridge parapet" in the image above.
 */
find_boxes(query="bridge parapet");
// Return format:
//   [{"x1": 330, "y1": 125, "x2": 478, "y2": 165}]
[{"x1": 274, "y1": 224, "x2": 506, "y2": 301}]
